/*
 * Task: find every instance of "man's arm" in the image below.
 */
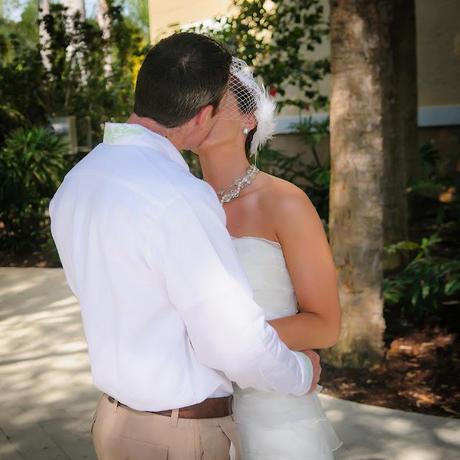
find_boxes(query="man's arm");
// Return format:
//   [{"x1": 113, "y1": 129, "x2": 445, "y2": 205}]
[{"x1": 150, "y1": 195, "x2": 314, "y2": 396}]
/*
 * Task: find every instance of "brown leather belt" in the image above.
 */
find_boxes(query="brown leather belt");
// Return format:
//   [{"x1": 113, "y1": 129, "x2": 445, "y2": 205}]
[{"x1": 107, "y1": 395, "x2": 233, "y2": 419}]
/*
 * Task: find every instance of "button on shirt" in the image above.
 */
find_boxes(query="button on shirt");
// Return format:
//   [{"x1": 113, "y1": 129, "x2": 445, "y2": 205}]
[{"x1": 49, "y1": 123, "x2": 313, "y2": 411}]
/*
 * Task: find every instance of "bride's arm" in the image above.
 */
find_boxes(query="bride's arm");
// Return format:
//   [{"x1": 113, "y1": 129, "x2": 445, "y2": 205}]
[{"x1": 267, "y1": 186, "x2": 341, "y2": 351}]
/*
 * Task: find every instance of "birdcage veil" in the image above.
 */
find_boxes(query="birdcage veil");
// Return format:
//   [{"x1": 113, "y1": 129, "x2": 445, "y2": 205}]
[{"x1": 218, "y1": 57, "x2": 276, "y2": 156}]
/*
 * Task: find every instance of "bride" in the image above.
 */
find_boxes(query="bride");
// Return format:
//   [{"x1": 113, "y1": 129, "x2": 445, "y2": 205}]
[{"x1": 196, "y1": 58, "x2": 343, "y2": 459}]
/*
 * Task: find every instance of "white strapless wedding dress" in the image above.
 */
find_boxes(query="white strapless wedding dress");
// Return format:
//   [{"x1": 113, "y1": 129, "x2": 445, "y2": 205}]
[{"x1": 232, "y1": 236, "x2": 342, "y2": 460}]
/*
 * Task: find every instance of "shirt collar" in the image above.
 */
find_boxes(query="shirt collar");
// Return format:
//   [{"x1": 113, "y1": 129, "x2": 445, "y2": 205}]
[{"x1": 103, "y1": 122, "x2": 190, "y2": 172}]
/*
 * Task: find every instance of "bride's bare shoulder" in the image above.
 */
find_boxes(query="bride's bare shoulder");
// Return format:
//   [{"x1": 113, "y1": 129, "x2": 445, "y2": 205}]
[
  {"x1": 258, "y1": 172, "x2": 315, "y2": 215},
  {"x1": 257, "y1": 172, "x2": 325, "y2": 245}
]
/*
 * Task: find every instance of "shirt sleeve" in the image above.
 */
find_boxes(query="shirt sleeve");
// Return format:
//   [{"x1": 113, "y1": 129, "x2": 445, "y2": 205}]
[{"x1": 151, "y1": 192, "x2": 313, "y2": 396}]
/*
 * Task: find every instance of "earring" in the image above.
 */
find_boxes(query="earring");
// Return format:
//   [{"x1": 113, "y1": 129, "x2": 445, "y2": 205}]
[{"x1": 243, "y1": 127, "x2": 250, "y2": 136}]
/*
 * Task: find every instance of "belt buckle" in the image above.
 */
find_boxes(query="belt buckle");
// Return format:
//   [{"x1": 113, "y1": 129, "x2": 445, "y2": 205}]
[{"x1": 107, "y1": 395, "x2": 120, "y2": 407}]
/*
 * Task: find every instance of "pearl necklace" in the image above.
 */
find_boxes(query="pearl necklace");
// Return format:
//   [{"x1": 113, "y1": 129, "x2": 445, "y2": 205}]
[{"x1": 217, "y1": 164, "x2": 260, "y2": 204}]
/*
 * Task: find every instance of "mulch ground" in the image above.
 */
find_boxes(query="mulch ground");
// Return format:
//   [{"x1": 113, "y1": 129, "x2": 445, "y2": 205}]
[
  {"x1": 0, "y1": 250, "x2": 60, "y2": 268},
  {"x1": 321, "y1": 317, "x2": 460, "y2": 419}
]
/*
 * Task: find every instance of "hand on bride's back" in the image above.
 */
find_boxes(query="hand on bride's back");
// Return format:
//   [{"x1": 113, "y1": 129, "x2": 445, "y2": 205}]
[{"x1": 302, "y1": 350, "x2": 321, "y2": 394}]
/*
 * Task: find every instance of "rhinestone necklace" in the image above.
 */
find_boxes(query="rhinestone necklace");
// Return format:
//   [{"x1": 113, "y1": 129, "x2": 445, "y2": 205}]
[{"x1": 217, "y1": 164, "x2": 260, "y2": 204}]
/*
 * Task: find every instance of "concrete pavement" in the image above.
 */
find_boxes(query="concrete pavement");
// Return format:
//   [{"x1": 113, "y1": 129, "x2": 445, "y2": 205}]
[{"x1": 0, "y1": 267, "x2": 459, "y2": 460}]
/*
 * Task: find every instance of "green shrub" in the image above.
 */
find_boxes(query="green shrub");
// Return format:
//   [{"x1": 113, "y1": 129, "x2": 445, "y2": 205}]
[
  {"x1": 0, "y1": 30, "x2": 48, "y2": 145},
  {"x1": 0, "y1": 3, "x2": 146, "y2": 150},
  {"x1": 40, "y1": 3, "x2": 146, "y2": 145},
  {"x1": 383, "y1": 234, "x2": 460, "y2": 320},
  {"x1": 0, "y1": 127, "x2": 69, "y2": 253}
]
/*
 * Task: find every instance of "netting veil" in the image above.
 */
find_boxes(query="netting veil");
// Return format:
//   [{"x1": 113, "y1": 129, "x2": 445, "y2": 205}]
[{"x1": 218, "y1": 57, "x2": 276, "y2": 156}]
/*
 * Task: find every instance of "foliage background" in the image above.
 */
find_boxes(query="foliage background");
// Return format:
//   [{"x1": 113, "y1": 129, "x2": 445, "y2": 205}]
[
  {"x1": 0, "y1": 0, "x2": 147, "y2": 258},
  {"x1": 0, "y1": 0, "x2": 459, "y2": 320}
]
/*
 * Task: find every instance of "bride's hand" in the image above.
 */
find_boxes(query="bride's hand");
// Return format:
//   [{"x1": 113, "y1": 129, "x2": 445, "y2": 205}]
[{"x1": 302, "y1": 349, "x2": 321, "y2": 394}]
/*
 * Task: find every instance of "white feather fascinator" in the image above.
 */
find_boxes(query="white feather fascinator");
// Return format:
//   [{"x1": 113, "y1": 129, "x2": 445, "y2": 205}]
[
  {"x1": 251, "y1": 93, "x2": 277, "y2": 155},
  {"x1": 219, "y1": 57, "x2": 277, "y2": 157}
]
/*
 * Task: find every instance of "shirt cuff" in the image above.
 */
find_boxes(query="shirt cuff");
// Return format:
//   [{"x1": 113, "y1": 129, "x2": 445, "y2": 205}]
[{"x1": 292, "y1": 351, "x2": 314, "y2": 396}]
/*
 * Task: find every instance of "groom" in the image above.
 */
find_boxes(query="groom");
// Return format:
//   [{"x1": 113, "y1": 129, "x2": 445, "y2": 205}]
[{"x1": 50, "y1": 32, "x2": 320, "y2": 460}]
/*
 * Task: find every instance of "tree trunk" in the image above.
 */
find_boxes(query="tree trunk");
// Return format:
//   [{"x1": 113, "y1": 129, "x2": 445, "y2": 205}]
[
  {"x1": 38, "y1": 0, "x2": 51, "y2": 70},
  {"x1": 61, "y1": 0, "x2": 87, "y2": 83},
  {"x1": 97, "y1": 0, "x2": 113, "y2": 77},
  {"x1": 326, "y1": 0, "x2": 394, "y2": 366},
  {"x1": 383, "y1": 0, "x2": 418, "y2": 271},
  {"x1": 392, "y1": 0, "x2": 419, "y2": 217},
  {"x1": 97, "y1": 0, "x2": 111, "y2": 41},
  {"x1": 61, "y1": 0, "x2": 86, "y2": 20}
]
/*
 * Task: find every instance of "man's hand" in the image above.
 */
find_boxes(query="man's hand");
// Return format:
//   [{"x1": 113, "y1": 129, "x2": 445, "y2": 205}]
[{"x1": 303, "y1": 350, "x2": 321, "y2": 394}]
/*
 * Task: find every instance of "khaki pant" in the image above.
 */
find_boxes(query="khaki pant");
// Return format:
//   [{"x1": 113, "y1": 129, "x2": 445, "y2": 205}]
[{"x1": 91, "y1": 394, "x2": 241, "y2": 460}]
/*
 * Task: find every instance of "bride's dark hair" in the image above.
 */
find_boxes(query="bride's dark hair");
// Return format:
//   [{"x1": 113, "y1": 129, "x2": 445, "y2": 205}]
[{"x1": 229, "y1": 75, "x2": 258, "y2": 157}]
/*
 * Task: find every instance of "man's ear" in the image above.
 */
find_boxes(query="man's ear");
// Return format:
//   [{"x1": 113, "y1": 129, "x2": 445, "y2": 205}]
[{"x1": 195, "y1": 105, "x2": 215, "y2": 127}]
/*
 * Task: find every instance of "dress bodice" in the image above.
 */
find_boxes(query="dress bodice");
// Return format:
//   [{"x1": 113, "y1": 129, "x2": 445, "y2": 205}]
[
  {"x1": 230, "y1": 236, "x2": 342, "y2": 459},
  {"x1": 232, "y1": 237, "x2": 298, "y2": 321}
]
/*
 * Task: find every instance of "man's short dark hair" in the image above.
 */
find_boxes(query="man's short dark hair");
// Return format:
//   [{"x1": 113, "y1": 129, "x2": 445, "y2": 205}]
[{"x1": 134, "y1": 33, "x2": 232, "y2": 128}]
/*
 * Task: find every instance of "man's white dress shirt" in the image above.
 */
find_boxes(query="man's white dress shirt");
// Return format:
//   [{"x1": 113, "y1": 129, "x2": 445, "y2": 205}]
[{"x1": 50, "y1": 123, "x2": 313, "y2": 411}]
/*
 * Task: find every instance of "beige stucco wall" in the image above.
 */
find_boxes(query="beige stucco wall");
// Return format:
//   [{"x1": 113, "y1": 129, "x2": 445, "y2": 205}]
[
  {"x1": 148, "y1": 0, "x2": 460, "y2": 111},
  {"x1": 149, "y1": 0, "x2": 231, "y2": 42},
  {"x1": 416, "y1": 0, "x2": 460, "y2": 106}
]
